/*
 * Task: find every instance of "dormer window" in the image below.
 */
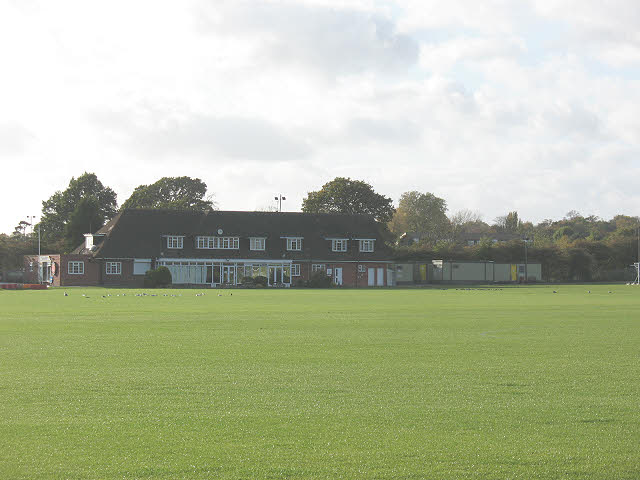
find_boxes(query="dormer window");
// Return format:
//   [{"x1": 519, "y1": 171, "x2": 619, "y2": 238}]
[
  {"x1": 359, "y1": 239, "x2": 375, "y2": 252},
  {"x1": 250, "y1": 237, "x2": 266, "y2": 251},
  {"x1": 331, "y1": 239, "x2": 348, "y2": 252},
  {"x1": 196, "y1": 236, "x2": 239, "y2": 249},
  {"x1": 167, "y1": 236, "x2": 183, "y2": 249},
  {"x1": 286, "y1": 238, "x2": 303, "y2": 251}
]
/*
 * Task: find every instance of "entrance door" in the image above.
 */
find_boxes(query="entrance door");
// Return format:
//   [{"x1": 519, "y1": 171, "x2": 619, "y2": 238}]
[
  {"x1": 268, "y1": 266, "x2": 283, "y2": 285},
  {"x1": 376, "y1": 267, "x2": 384, "y2": 286},
  {"x1": 334, "y1": 267, "x2": 343, "y2": 286},
  {"x1": 368, "y1": 268, "x2": 375, "y2": 286},
  {"x1": 222, "y1": 265, "x2": 235, "y2": 285}
]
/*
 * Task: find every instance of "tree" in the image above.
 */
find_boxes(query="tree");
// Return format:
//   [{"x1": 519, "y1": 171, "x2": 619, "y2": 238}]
[
  {"x1": 449, "y1": 209, "x2": 487, "y2": 241},
  {"x1": 121, "y1": 176, "x2": 215, "y2": 212},
  {"x1": 493, "y1": 211, "x2": 522, "y2": 233},
  {"x1": 64, "y1": 197, "x2": 104, "y2": 251},
  {"x1": 389, "y1": 191, "x2": 450, "y2": 243},
  {"x1": 39, "y1": 173, "x2": 117, "y2": 249},
  {"x1": 301, "y1": 177, "x2": 394, "y2": 223}
]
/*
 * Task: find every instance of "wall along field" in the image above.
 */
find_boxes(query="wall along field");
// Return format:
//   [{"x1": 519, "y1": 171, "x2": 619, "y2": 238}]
[{"x1": 1, "y1": 286, "x2": 639, "y2": 479}]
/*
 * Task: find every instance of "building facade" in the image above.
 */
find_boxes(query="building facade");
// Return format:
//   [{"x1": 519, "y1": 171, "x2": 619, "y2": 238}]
[{"x1": 25, "y1": 209, "x2": 395, "y2": 288}]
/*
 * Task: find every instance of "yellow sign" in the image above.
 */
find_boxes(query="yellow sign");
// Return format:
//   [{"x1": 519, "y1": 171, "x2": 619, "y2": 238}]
[
  {"x1": 511, "y1": 264, "x2": 517, "y2": 281},
  {"x1": 419, "y1": 264, "x2": 427, "y2": 281}
]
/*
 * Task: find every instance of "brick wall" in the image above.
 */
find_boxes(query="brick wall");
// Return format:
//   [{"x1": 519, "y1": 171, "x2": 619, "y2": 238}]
[
  {"x1": 101, "y1": 260, "x2": 145, "y2": 287},
  {"x1": 59, "y1": 254, "x2": 100, "y2": 286}
]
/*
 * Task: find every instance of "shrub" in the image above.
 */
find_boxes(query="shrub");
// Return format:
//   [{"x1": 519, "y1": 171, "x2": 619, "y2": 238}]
[
  {"x1": 309, "y1": 271, "x2": 333, "y2": 288},
  {"x1": 144, "y1": 267, "x2": 172, "y2": 288},
  {"x1": 253, "y1": 275, "x2": 268, "y2": 287}
]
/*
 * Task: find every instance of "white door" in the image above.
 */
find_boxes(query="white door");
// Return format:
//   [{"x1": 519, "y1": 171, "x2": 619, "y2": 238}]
[
  {"x1": 377, "y1": 267, "x2": 384, "y2": 286},
  {"x1": 368, "y1": 268, "x2": 375, "y2": 286},
  {"x1": 334, "y1": 267, "x2": 343, "y2": 286}
]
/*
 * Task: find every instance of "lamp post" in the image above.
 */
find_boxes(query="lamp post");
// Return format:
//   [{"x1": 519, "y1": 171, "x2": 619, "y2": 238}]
[
  {"x1": 523, "y1": 236, "x2": 529, "y2": 283},
  {"x1": 274, "y1": 194, "x2": 286, "y2": 212},
  {"x1": 26, "y1": 215, "x2": 35, "y2": 236}
]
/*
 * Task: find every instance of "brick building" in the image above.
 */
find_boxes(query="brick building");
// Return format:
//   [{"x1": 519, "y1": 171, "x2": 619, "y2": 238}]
[{"x1": 25, "y1": 209, "x2": 395, "y2": 288}]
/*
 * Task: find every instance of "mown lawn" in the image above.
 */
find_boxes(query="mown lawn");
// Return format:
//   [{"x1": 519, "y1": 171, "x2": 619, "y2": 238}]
[{"x1": 1, "y1": 285, "x2": 639, "y2": 479}]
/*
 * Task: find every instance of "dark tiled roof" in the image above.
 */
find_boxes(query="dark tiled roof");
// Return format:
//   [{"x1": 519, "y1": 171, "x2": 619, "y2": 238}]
[{"x1": 83, "y1": 209, "x2": 392, "y2": 261}]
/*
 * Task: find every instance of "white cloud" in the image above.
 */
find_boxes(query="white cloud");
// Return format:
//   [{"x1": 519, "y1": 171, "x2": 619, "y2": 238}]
[{"x1": 1, "y1": 0, "x2": 640, "y2": 233}]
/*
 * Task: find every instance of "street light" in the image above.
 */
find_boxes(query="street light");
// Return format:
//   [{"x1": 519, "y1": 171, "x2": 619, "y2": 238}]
[
  {"x1": 523, "y1": 236, "x2": 529, "y2": 283},
  {"x1": 274, "y1": 194, "x2": 286, "y2": 212},
  {"x1": 26, "y1": 215, "x2": 35, "y2": 235}
]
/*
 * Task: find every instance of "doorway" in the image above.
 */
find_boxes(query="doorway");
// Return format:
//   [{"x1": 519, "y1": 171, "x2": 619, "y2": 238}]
[{"x1": 333, "y1": 267, "x2": 343, "y2": 286}]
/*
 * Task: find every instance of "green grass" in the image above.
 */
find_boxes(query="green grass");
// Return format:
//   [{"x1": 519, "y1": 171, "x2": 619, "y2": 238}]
[{"x1": 1, "y1": 285, "x2": 639, "y2": 479}]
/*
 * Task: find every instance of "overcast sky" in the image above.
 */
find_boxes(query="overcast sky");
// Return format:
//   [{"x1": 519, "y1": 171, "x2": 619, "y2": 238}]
[{"x1": 2, "y1": 0, "x2": 640, "y2": 234}]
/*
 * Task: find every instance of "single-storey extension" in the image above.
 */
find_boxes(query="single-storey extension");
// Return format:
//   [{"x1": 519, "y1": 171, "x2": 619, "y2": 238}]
[{"x1": 395, "y1": 260, "x2": 542, "y2": 284}]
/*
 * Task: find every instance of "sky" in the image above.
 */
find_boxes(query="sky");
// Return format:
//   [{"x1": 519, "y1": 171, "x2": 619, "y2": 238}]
[{"x1": 1, "y1": 0, "x2": 640, "y2": 234}]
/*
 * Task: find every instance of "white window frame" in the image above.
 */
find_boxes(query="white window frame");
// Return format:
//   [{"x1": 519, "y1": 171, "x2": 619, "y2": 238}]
[
  {"x1": 286, "y1": 238, "x2": 303, "y2": 251},
  {"x1": 167, "y1": 236, "x2": 183, "y2": 249},
  {"x1": 292, "y1": 264, "x2": 301, "y2": 276},
  {"x1": 197, "y1": 236, "x2": 215, "y2": 249},
  {"x1": 196, "y1": 236, "x2": 239, "y2": 249},
  {"x1": 250, "y1": 237, "x2": 266, "y2": 251},
  {"x1": 359, "y1": 239, "x2": 374, "y2": 252},
  {"x1": 68, "y1": 261, "x2": 84, "y2": 275},
  {"x1": 331, "y1": 239, "x2": 348, "y2": 252},
  {"x1": 312, "y1": 264, "x2": 325, "y2": 272},
  {"x1": 358, "y1": 264, "x2": 366, "y2": 273},
  {"x1": 106, "y1": 261, "x2": 121, "y2": 275}
]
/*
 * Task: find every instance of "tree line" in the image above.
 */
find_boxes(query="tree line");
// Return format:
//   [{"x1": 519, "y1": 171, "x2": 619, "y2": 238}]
[{"x1": 2, "y1": 174, "x2": 638, "y2": 282}]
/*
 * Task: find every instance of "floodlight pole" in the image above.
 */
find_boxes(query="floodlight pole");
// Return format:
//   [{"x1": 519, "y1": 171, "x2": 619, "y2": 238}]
[
  {"x1": 523, "y1": 236, "x2": 529, "y2": 283},
  {"x1": 274, "y1": 194, "x2": 286, "y2": 212}
]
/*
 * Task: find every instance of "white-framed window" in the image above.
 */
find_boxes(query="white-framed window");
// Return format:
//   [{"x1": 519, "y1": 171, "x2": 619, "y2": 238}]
[
  {"x1": 312, "y1": 264, "x2": 325, "y2": 272},
  {"x1": 359, "y1": 239, "x2": 374, "y2": 252},
  {"x1": 133, "y1": 259, "x2": 152, "y2": 275},
  {"x1": 197, "y1": 236, "x2": 214, "y2": 249},
  {"x1": 68, "y1": 261, "x2": 84, "y2": 275},
  {"x1": 332, "y1": 239, "x2": 348, "y2": 252},
  {"x1": 358, "y1": 264, "x2": 366, "y2": 273},
  {"x1": 292, "y1": 264, "x2": 301, "y2": 276},
  {"x1": 196, "y1": 236, "x2": 239, "y2": 249},
  {"x1": 167, "y1": 236, "x2": 183, "y2": 249},
  {"x1": 287, "y1": 238, "x2": 303, "y2": 251},
  {"x1": 250, "y1": 237, "x2": 266, "y2": 251},
  {"x1": 106, "y1": 262, "x2": 121, "y2": 275}
]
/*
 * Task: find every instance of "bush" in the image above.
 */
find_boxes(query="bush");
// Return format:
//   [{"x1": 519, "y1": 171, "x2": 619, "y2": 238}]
[
  {"x1": 144, "y1": 266, "x2": 172, "y2": 288},
  {"x1": 253, "y1": 275, "x2": 268, "y2": 287},
  {"x1": 309, "y1": 271, "x2": 333, "y2": 288}
]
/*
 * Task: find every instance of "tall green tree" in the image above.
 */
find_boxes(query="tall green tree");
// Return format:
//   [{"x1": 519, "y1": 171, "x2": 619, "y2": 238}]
[
  {"x1": 39, "y1": 173, "x2": 117, "y2": 249},
  {"x1": 301, "y1": 177, "x2": 394, "y2": 223},
  {"x1": 389, "y1": 191, "x2": 450, "y2": 243},
  {"x1": 494, "y1": 211, "x2": 522, "y2": 233},
  {"x1": 121, "y1": 176, "x2": 215, "y2": 212},
  {"x1": 64, "y1": 197, "x2": 104, "y2": 251}
]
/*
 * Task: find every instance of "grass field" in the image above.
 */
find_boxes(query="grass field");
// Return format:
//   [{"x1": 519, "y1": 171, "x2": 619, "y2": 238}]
[{"x1": 1, "y1": 285, "x2": 639, "y2": 479}]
